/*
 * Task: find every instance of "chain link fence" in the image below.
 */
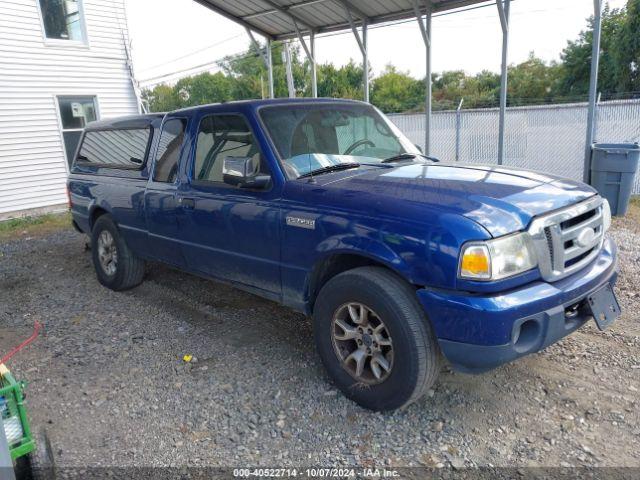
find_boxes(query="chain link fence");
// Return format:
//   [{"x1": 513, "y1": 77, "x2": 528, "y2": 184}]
[{"x1": 389, "y1": 99, "x2": 640, "y2": 194}]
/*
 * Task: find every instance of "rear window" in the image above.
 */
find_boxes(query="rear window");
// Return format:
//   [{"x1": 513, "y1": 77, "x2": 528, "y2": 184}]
[{"x1": 77, "y1": 128, "x2": 151, "y2": 168}]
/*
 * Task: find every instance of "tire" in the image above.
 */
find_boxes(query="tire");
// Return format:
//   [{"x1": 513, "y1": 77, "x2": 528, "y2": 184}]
[
  {"x1": 313, "y1": 266, "x2": 439, "y2": 411},
  {"x1": 91, "y1": 214, "x2": 145, "y2": 291}
]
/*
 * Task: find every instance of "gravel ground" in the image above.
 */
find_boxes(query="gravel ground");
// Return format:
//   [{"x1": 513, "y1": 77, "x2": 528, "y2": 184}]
[{"x1": 0, "y1": 213, "x2": 638, "y2": 470}]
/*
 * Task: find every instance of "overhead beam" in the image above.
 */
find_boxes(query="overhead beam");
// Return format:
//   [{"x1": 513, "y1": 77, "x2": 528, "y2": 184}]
[
  {"x1": 334, "y1": 0, "x2": 369, "y2": 21},
  {"x1": 196, "y1": 0, "x2": 490, "y2": 41},
  {"x1": 584, "y1": 0, "x2": 603, "y2": 183},
  {"x1": 192, "y1": 0, "x2": 275, "y2": 39},
  {"x1": 259, "y1": 0, "x2": 315, "y2": 31},
  {"x1": 242, "y1": 0, "x2": 326, "y2": 20},
  {"x1": 496, "y1": 0, "x2": 510, "y2": 165}
]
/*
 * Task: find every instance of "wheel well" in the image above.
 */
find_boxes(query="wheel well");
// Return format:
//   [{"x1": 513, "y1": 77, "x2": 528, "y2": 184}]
[
  {"x1": 89, "y1": 207, "x2": 108, "y2": 229},
  {"x1": 308, "y1": 254, "x2": 404, "y2": 312}
]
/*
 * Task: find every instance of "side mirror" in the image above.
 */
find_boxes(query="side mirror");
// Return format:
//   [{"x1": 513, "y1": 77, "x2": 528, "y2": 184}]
[
  {"x1": 222, "y1": 156, "x2": 270, "y2": 189},
  {"x1": 415, "y1": 144, "x2": 423, "y2": 154}
]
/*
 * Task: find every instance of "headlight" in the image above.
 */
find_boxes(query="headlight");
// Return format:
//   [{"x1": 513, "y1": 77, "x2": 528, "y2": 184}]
[
  {"x1": 459, "y1": 232, "x2": 538, "y2": 281},
  {"x1": 602, "y1": 198, "x2": 611, "y2": 232}
]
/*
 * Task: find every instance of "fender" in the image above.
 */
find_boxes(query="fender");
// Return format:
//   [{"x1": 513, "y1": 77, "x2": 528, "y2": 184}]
[
  {"x1": 313, "y1": 234, "x2": 412, "y2": 281},
  {"x1": 286, "y1": 234, "x2": 418, "y2": 315},
  {"x1": 88, "y1": 199, "x2": 114, "y2": 228}
]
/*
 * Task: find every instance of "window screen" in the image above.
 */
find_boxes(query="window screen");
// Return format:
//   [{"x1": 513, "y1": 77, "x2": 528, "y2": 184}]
[
  {"x1": 153, "y1": 118, "x2": 186, "y2": 183},
  {"x1": 77, "y1": 128, "x2": 150, "y2": 168},
  {"x1": 39, "y1": 0, "x2": 85, "y2": 41},
  {"x1": 194, "y1": 115, "x2": 265, "y2": 183}
]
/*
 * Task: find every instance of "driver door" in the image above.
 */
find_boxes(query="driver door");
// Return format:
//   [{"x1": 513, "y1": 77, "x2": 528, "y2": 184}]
[{"x1": 177, "y1": 113, "x2": 281, "y2": 298}]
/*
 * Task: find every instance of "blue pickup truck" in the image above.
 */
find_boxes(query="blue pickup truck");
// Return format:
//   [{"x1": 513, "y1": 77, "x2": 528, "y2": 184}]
[{"x1": 68, "y1": 98, "x2": 620, "y2": 411}]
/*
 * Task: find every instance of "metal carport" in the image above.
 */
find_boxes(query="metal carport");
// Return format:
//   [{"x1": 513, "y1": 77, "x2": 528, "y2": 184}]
[{"x1": 192, "y1": 0, "x2": 604, "y2": 180}]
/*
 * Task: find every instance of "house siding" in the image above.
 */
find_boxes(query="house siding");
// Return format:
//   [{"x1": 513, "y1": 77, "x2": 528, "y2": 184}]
[{"x1": 0, "y1": 0, "x2": 139, "y2": 218}]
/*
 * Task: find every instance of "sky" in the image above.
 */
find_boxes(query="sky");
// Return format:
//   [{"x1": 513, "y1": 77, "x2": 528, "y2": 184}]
[{"x1": 126, "y1": 0, "x2": 628, "y2": 88}]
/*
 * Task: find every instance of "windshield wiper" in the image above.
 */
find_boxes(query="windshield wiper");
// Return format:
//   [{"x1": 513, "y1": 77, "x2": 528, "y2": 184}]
[
  {"x1": 381, "y1": 153, "x2": 440, "y2": 164},
  {"x1": 298, "y1": 162, "x2": 360, "y2": 179}
]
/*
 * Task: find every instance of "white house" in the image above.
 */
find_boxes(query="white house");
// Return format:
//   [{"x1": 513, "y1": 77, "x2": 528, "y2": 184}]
[{"x1": 0, "y1": 0, "x2": 141, "y2": 219}]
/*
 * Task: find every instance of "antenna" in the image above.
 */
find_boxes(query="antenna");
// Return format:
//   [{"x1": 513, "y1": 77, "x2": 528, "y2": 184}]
[{"x1": 307, "y1": 152, "x2": 315, "y2": 184}]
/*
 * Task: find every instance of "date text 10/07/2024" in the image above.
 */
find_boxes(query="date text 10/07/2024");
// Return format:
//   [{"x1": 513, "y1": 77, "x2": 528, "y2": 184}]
[{"x1": 233, "y1": 468, "x2": 401, "y2": 478}]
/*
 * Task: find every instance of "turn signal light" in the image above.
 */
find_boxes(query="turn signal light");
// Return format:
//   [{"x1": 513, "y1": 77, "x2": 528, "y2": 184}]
[{"x1": 460, "y1": 245, "x2": 491, "y2": 279}]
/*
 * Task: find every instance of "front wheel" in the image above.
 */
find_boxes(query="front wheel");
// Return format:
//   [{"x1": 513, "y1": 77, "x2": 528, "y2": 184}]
[
  {"x1": 313, "y1": 267, "x2": 440, "y2": 411},
  {"x1": 91, "y1": 214, "x2": 145, "y2": 291}
]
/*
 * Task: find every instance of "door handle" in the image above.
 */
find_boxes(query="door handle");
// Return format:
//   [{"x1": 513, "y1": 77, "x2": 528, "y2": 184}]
[{"x1": 178, "y1": 197, "x2": 195, "y2": 209}]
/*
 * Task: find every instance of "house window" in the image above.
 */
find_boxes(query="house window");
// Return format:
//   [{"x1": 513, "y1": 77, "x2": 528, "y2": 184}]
[
  {"x1": 38, "y1": 0, "x2": 86, "y2": 42},
  {"x1": 57, "y1": 96, "x2": 98, "y2": 167}
]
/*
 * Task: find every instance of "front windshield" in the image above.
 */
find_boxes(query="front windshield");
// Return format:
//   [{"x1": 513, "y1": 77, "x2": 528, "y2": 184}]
[{"x1": 259, "y1": 103, "x2": 421, "y2": 178}]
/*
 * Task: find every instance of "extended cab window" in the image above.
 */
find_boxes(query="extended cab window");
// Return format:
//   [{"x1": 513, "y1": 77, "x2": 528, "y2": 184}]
[
  {"x1": 77, "y1": 128, "x2": 150, "y2": 168},
  {"x1": 153, "y1": 118, "x2": 187, "y2": 183},
  {"x1": 194, "y1": 114, "x2": 268, "y2": 183}
]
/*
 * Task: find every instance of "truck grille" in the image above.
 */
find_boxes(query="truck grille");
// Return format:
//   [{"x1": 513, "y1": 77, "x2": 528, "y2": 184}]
[{"x1": 528, "y1": 196, "x2": 605, "y2": 282}]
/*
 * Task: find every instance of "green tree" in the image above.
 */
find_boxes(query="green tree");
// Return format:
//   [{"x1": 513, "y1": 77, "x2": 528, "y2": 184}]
[
  {"x1": 174, "y1": 72, "x2": 234, "y2": 107},
  {"x1": 431, "y1": 70, "x2": 500, "y2": 109},
  {"x1": 508, "y1": 53, "x2": 563, "y2": 105},
  {"x1": 142, "y1": 84, "x2": 181, "y2": 112},
  {"x1": 371, "y1": 65, "x2": 423, "y2": 113},
  {"x1": 219, "y1": 41, "x2": 310, "y2": 98},
  {"x1": 559, "y1": 4, "x2": 627, "y2": 97},
  {"x1": 615, "y1": 0, "x2": 640, "y2": 92},
  {"x1": 315, "y1": 60, "x2": 364, "y2": 99}
]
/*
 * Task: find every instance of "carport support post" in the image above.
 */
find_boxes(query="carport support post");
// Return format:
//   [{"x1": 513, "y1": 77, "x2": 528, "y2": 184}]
[
  {"x1": 414, "y1": 0, "x2": 433, "y2": 155},
  {"x1": 247, "y1": 28, "x2": 275, "y2": 99},
  {"x1": 497, "y1": 0, "x2": 511, "y2": 165},
  {"x1": 456, "y1": 98, "x2": 464, "y2": 161},
  {"x1": 284, "y1": 41, "x2": 296, "y2": 98},
  {"x1": 362, "y1": 20, "x2": 369, "y2": 103},
  {"x1": 341, "y1": 1, "x2": 369, "y2": 102},
  {"x1": 311, "y1": 32, "x2": 318, "y2": 97},
  {"x1": 267, "y1": 39, "x2": 274, "y2": 99},
  {"x1": 583, "y1": 0, "x2": 603, "y2": 183},
  {"x1": 294, "y1": 22, "x2": 318, "y2": 98}
]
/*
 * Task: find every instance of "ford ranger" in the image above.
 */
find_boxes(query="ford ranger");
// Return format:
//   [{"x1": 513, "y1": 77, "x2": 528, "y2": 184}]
[{"x1": 67, "y1": 99, "x2": 620, "y2": 411}]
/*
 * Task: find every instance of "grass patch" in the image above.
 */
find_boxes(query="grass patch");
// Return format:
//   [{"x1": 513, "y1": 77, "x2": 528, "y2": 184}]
[
  {"x1": 611, "y1": 195, "x2": 640, "y2": 232},
  {"x1": 626, "y1": 195, "x2": 640, "y2": 222},
  {"x1": 0, "y1": 211, "x2": 71, "y2": 241}
]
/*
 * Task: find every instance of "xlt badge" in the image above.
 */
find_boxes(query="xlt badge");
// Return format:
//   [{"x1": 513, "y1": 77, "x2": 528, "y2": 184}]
[{"x1": 286, "y1": 216, "x2": 315, "y2": 230}]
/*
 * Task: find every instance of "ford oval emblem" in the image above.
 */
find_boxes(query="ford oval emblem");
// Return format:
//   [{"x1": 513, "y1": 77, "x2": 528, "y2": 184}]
[{"x1": 575, "y1": 227, "x2": 596, "y2": 248}]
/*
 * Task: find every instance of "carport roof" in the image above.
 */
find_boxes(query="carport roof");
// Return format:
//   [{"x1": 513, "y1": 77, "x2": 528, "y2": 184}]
[{"x1": 193, "y1": 0, "x2": 491, "y2": 40}]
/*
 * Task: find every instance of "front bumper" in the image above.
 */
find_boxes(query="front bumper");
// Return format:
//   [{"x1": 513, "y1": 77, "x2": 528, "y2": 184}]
[{"x1": 417, "y1": 237, "x2": 618, "y2": 373}]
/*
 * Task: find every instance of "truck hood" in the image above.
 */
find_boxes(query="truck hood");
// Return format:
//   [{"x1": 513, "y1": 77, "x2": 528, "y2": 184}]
[{"x1": 309, "y1": 163, "x2": 597, "y2": 237}]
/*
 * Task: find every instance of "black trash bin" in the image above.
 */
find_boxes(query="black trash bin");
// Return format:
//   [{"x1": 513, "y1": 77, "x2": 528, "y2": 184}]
[{"x1": 590, "y1": 143, "x2": 639, "y2": 216}]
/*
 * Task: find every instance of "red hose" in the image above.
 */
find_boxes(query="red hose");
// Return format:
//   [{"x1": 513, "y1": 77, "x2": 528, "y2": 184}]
[{"x1": 1, "y1": 321, "x2": 42, "y2": 365}]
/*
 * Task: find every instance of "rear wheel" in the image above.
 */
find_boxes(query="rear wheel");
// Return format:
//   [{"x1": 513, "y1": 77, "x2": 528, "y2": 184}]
[
  {"x1": 91, "y1": 214, "x2": 145, "y2": 291},
  {"x1": 313, "y1": 267, "x2": 439, "y2": 411}
]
